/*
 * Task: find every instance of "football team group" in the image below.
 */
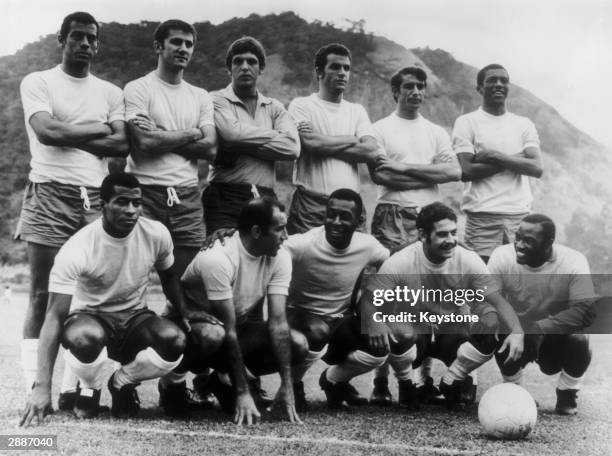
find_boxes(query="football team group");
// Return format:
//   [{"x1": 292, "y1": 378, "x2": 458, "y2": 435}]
[{"x1": 19, "y1": 12, "x2": 595, "y2": 427}]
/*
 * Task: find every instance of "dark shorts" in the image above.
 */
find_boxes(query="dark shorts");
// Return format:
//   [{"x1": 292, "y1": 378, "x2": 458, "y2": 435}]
[
  {"x1": 141, "y1": 185, "x2": 204, "y2": 247},
  {"x1": 371, "y1": 203, "x2": 419, "y2": 250},
  {"x1": 202, "y1": 181, "x2": 276, "y2": 233},
  {"x1": 64, "y1": 307, "x2": 158, "y2": 363},
  {"x1": 15, "y1": 181, "x2": 101, "y2": 248},
  {"x1": 464, "y1": 211, "x2": 527, "y2": 257},
  {"x1": 287, "y1": 186, "x2": 367, "y2": 235}
]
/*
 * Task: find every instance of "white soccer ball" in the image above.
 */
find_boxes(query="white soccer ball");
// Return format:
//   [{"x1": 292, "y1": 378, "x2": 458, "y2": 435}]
[{"x1": 478, "y1": 383, "x2": 537, "y2": 440}]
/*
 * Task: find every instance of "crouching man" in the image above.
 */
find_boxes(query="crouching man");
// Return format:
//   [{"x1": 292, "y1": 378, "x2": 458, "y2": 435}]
[{"x1": 21, "y1": 172, "x2": 191, "y2": 426}]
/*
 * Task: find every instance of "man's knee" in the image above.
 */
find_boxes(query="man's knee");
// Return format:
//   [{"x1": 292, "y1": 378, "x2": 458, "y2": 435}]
[
  {"x1": 188, "y1": 322, "x2": 225, "y2": 355},
  {"x1": 150, "y1": 319, "x2": 187, "y2": 360},
  {"x1": 291, "y1": 329, "x2": 309, "y2": 363},
  {"x1": 389, "y1": 331, "x2": 417, "y2": 354},
  {"x1": 303, "y1": 319, "x2": 331, "y2": 351},
  {"x1": 562, "y1": 334, "x2": 591, "y2": 375},
  {"x1": 62, "y1": 318, "x2": 106, "y2": 362}
]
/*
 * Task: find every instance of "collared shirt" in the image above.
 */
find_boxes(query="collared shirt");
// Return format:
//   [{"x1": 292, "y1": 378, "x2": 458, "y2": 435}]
[{"x1": 209, "y1": 85, "x2": 299, "y2": 187}]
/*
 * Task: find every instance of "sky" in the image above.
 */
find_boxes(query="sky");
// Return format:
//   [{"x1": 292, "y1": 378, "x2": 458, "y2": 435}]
[{"x1": 3, "y1": 0, "x2": 612, "y2": 148}]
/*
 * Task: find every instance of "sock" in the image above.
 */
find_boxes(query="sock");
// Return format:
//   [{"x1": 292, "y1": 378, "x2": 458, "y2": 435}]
[
  {"x1": 442, "y1": 342, "x2": 491, "y2": 384},
  {"x1": 21, "y1": 339, "x2": 38, "y2": 393},
  {"x1": 558, "y1": 370, "x2": 582, "y2": 390},
  {"x1": 502, "y1": 369, "x2": 524, "y2": 385},
  {"x1": 60, "y1": 351, "x2": 80, "y2": 393},
  {"x1": 413, "y1": 357, "x2": 434, "y2": 387},
  {"x1": 373, "y1": 360, "x2": 390, "y2": 380},
  {"x1": 64, "y1": 347, "x2": 108, "y2": 390},
  {"x1": 389, "y1": 345, "x2": 417, "y2": 382},
  {"x1": 470, "y1": 369, "x2": 478, "y2": 385},
  {"x1": 327, "y1": 350, "x2": 387, "y2": 384},
  {"x1": 159, "y1": 371, "x2": 188, "y2": 388},
  {"x1": 113, "y1": 347, "x2": 182, "y2": 388},
  {"x1": 292, "y1": 347, "x2": 326, "y2": 382}
]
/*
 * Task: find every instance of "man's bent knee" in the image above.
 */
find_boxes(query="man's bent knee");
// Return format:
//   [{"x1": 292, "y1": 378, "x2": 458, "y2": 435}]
[
  {"x1": 62, "y1": 319, "x2": 106, "y2": 362},
  {"x1": 189, "y1": 322, "x2": 225, "y2": 355},
  {"x1": 291, "y1": 329, "x2": 309, "y2": 363}
]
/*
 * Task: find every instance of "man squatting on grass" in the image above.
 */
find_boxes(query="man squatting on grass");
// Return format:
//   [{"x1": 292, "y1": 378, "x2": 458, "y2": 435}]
[{"x1": 20, "y1": 173, "x2": 203, "y2": 426}]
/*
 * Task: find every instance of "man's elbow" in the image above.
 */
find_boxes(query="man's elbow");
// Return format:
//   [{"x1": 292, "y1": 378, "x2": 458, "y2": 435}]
[
  {"x1": 531, "y1": 165, "x2": 543, "y2": 178},
  {"x1": 35, "y1": 128, "x2": 62, "y2": 146}
]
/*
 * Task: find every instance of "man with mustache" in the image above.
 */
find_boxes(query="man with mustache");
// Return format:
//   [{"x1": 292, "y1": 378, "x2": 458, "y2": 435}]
[
  {"x1": 354, "y1": 202, "x2": 525, "y2": 410},
  {"x1": 453, "y1": 64, "x2": 543, "y2": 264},
  {"x1": 16, "y1": 11, "x2": 128, "y2": 413},
  {"x1": 287, "y1": 43, "x2": 379, "y2": 234},
  {"x1": 367, "y1": 66, "x2": 462, "y2": 407},
  {"x1": 123, "y1": 20, "x2": 217, "y2": 413},
  {"x1": 488, "y1": 214, "x2": 595, "y2": 415},
  {"x1": 20, "y1": 172, "x2": 191, "y2": 426}
]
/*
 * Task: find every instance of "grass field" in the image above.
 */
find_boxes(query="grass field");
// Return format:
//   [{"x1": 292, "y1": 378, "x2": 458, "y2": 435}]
[{"x1": 1, "y1": 290, "x2": 611, "y2": 456}]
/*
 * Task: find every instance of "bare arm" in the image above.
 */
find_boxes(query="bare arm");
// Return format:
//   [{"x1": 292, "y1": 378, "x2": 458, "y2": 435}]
[
  {"x1": 20, "y1": 293, "x2": 72, "y2": 427},
  {"x1": 457, "y1": 152, "x2": 504, "y2": 181},
  {"x1": 29, "y1": 112, "x2": 111, "y2": 149},
  {"x1": 77, "y1": 120, "x2": 129, "y2": 158},
  {"x1": 298, "y1": 124, "x2": 379, "y2": 164},
  {"x1": 172, "y1": 125, "x2": 218, "y2": 161},
  {"x1": 370, "y1": 154, "x2": 461, "y2": 188},
  {"x1": 472, "y1": 146, "x2": 543, "y2": 178},
  {"x1": 487, "y1": 291, "x2": 524, "y2": 364},
  {"x1": 128, "y1": 114, "x2": 203, "y2": 156}
]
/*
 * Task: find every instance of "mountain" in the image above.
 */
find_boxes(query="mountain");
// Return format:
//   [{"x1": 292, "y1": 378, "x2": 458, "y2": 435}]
[{"x1": 0, "y1": 12, "x2": 610, "y2": 271}]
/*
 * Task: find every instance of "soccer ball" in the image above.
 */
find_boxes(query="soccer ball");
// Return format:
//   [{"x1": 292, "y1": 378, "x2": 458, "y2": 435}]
[{"x1": 478, "y1": 383, "x2": 537, "y2": 440}]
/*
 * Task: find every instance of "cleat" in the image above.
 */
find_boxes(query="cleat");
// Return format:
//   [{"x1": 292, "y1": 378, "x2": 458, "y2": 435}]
[
  {"x1": 461, "y1": 375, "x2": 477, "y2": 405},
  {"x1": 417, "y1": 376, "x2": 445, "y2": 405},
  {"x1": 439, "y1": 380, "x2": 464, "y2": 410},
  {"x1": 158, "y1": 380, "x2": 202, "y2": 417},
  {"x1": 398, "y1": 379, "x2": 420, "y2": 411},
  {"x1": 192, "y1": 374, "x2": 216, "y2": 409},
  {"x1": 319, "y1": 369, "x2": 367, "y2": 409},
  {"x1": 58, "y1": 390, "x2": 78, "y2": 411},
  {"x1": 208, "y1": 372, "x2": 236, "y2": 414},
  {"x1": 370, "y1": 377, "x2": 393, "y2": 406},
  {"x1": 73, "y1": 386, "x2": 102, "y2": 419},
  {"x1": 249, "y1": 377, "x2": 273, "y2": 409},
  {"x1": 107, "y1": 372, "x2": 140, "y2": 418},
  {"x1": 555, "y1": 388, "x2": 578, "y2": 415},
  {"x1": 293, "y1": 381, "x2": 307, "y2": 413}
]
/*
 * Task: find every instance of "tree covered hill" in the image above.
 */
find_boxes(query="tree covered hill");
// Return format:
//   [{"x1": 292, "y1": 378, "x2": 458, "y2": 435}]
[{"x1": 0, "y1": 12, "x2": 610, "y2": 271}]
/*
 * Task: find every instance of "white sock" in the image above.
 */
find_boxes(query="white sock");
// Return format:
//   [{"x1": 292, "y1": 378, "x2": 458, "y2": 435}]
[
  {"x1": 389, "y1": 345, "x2": 417, "y2": 382},
  {"x1": 20, "y1": 339, "x2": 38, "y2": 393},
  {"x1": 60, "y1": 351, "x2": 80, "y2": 393},
  {"x1": 502, "y1": 369, "x2": 524, "y2": 385},
  {"x1": 327, "y1": 350, "x2": 387, "y2": 384},
  {"x1": 292, "y1": 347, "x2": 326, "y2": 382},
  {"x1": 113, "y1": 347, "x2": 182, "y2": 388},
  {"x1": 558, "y1": 370, "x2": 583, "y2": 390},
  {"x1": 373, "y1": 360, "x2": 390, "y2": 380},
  {"x1": 443, "y1": 342, "x2": 491, "y2": 384},
  {"x1": 64, "y1": 347, "x2": 108, "y2": 390},
  {"x1": 159, "y1": 371, "x2": 188, "y2": 387}
]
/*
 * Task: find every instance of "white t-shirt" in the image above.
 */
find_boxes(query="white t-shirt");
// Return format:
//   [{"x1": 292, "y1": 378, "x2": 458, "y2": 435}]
[
  {"x1": 124, "y1": 71, "x2": 215, "y2": 187},
  {"x1": 181, "y1": 233, "x2": 292, "y2": 319},
  {"x1": 452, "y1": 108, "x2": 540, "y2": 214},
  {"x1": 49, "y1": 217, "x2": 174, "y2": 312},
  {"x1": 284, "y1": 226, "x2": 389, "y2": 315},
  {"x1": 372, "y1": 242, "x2": 497, "y2": 315},
  {"x1": 373, "y1": 113, "x2": 455, "y2": 207},
  {"x1": 289, "y1": 93, "x2": 375, "y2": 194},
  {"x1": 20, "y1": 65, "x2": 125, "y2": 187},
  {"x1": 488, "y1": 243, "x2": 596, "y2": 326}
]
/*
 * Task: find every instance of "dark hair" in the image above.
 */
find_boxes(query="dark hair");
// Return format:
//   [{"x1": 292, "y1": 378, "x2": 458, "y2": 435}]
[
  {"x1": 327, "y1": 188, "x2": 363, "y2": 217},
  {"x1": 476, "y1": 63, "x2": 507, "y2": 86},
  {"x1": 225, "y1": 36, "x2": 266, "y2": 70},
  {"x1": 521, "y1": 213, "x2": 556, "y2": 242},
  {"x1": 59, "y1": 12, "x2": 99, "y2": 41},
  {"x1": 238, "y1": 197, "x2": 285, "y2": 236},
  {"x1": 416, "y1": 202, "x2": 457, "y2": 236},
  {"x1": 100, "y1": 172, "x2": 141, "y2": 202},
  {"x1": 154, "y1": 19, "x2": 197, "y2": 44},
  {"x1": 314, "y1": 43, "x2": 352, "y2": 76},
  {"x1": 390, "y1": 66, "x2": 427, "y2": 101}
]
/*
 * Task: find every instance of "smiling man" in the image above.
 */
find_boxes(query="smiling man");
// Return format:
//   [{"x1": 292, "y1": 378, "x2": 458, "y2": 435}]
[
  {"x1": 488, "y1": 214, "x2": 595, "y2": 414},
  {"x1": 204, "y1": 36, "x2": 300, "y2": 233},
  {"x1": 287, "y1": 43, "x2": 379, "y2": 234},
  {"x1": 452, "y1": 64, "x2": 543, "y2": 263},
  {"x1": 20, "y1": 173, "x2": 192, "y2": 426},
  {"x1": 16, "y1": 11, "x2": 129, "y2": 406}
]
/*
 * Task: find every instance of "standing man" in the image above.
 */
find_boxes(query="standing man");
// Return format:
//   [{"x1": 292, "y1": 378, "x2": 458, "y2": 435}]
[
  {"x1": 124, "y1": 19, "x2": 216, "y2": 276},
  {"x1": 488, "y1": 214, "x2": 595, "y2": 414},
  {"x1": 20, "y1": 173, "x2": 189, "y2": 425},
  {"x1": 287, "y1": 43, "x2": 379, "y2": 234},
  {"x1": 368, "y1": 66, "x2": 461, "y2": 405},
  {"x1": 180, "y1": 197, "x2": 306, "y2": 425},
  {"x1": 204, "y1": 36, "x2": 300, "y2": 233},
  {"x1": 16, "y1": 11, "x2": 128, "y2": 402},
  {"x1": 453, "y1": 63, "x2": 543, "y2": 263}
]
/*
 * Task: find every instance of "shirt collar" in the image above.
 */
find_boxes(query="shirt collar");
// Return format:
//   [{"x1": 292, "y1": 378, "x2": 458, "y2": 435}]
[{"x1": 221, "y1": 84, "x2": 272, "y2": 106}]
